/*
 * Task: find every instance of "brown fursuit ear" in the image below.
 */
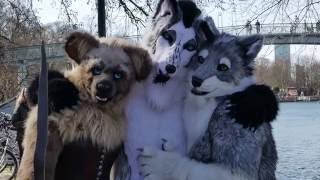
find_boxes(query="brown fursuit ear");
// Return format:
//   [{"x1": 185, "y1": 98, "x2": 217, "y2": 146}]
[
  {"x1": 65, "y1": 32, "x2": 99, "y2": 64},
  {"x1": 123, "y1": 46, "x2": 152, "y2": 81}
]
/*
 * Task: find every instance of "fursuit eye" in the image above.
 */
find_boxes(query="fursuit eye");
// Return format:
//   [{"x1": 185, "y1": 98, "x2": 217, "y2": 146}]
[
  {"x1": 183, "y1": 39, "x2": 197, "y2": 51},
  {"x1": 113, "y1": 71, "x2": 124, "y2": 80},
  {"x1": 198, "y1": 56, "x2": 205, "y2": 64},
  {"x1": 92, "y1": 67, "x2": 103, "y2": 75},
  {"x1": 161, "y1": 30, "x2": 175, "y2": 45},
  {"x1": 185, "y1": 44, "x2": 196, "y2": 51},
  {"x1": 217, "y1": 64, "x2": 229, "y2": 72}
]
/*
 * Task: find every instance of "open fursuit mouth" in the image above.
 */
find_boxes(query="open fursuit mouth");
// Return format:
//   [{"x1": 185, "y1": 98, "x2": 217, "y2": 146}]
[{"x1": 191, "y1": 88, "x2": 209, "y2": 96}]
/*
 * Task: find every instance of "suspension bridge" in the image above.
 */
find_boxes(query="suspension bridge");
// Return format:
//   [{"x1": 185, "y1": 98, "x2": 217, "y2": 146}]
[
  {"x1": 219, "y1": 22, "x2": 320, "y2": 45},
  {"x1": 1, "y1": 22, "x2": 320, "y2": 90},
  {"x1": 3, "y1": 22, "x2": 320, "y2": 66}
]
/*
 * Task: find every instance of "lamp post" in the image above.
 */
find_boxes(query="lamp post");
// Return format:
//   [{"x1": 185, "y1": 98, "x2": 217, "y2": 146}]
[{"x1": 97, "y1": 0, "x2": 106, "y2": 37}]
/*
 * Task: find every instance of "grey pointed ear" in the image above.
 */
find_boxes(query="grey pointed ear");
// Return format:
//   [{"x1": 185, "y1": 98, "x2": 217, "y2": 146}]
[
  {"x1": 65, "y1": 32, "x2": 99, "y2": 64},
  {"x1": 123, "y1": 46, "x2": 152, "y2": 81},
  {"x1": 196, "y1": 17, "x2": 220, "y2": 43},
  {"x1": 237, "y1": 35, "x2": 263, "y2": 66},
  {"x1": 152, "y1": 0, "x2": 179, "y2": 26}
]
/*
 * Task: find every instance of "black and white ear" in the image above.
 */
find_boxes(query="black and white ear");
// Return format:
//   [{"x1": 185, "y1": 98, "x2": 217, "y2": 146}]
[
  {"x1": 152, "y1": 0, "x2": 179, "y2": 25},
  {"x1": 237, "y1": 35, "x2": 263, "y2": 63},
  {"x1": 196, "y1": 17, "x2": 220, "y2": 43},
  {"x1": 65, "y1": 32, "x2": 99, "y2": 64}
]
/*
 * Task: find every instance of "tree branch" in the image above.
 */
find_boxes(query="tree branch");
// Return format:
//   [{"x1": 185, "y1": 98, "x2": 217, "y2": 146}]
[{"x1": 127, "y1": 0, "x2": 149, "y2": 16}]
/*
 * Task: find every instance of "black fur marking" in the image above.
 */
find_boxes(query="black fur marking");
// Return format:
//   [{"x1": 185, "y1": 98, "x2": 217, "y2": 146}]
[
  {"x1": 153, "y1": 70, "x2": 170, "y2": 84},
  {"x1": 27, "y1": 70, "x2": 79, "y2": 114},
  {"x1": 227, "y1": 85, "x2": 279, "y2": 129},
  {"x1": 27, "y1": 70, "x2": 65, "y2": 106},
  {"x1": 199, "y1": 21, "x2": 216, "y2": 43},
  {"x1": 178, "y1": 1, "x2": 201, "y2": 28},
  {"x1": 11, "y1": 102, "x2": 30, "y2": 129},
  {"x1": 11, "y1": 101, "x2": 30, "y2": 157},
  {"x1": 48, "y1": 79, "x2": 79, "y2": 114}
]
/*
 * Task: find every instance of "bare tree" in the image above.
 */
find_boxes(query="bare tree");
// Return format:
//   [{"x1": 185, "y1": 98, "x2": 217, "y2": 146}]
[
  {"x1": 0, "y1": 64, "x2": 20, "y2": 102},
  {"x1": 295, "y1": 55, "x2": 320, "y2": 95},
  {"x1": 0, "y1": 0, "x2": 42, "y2": 46}
]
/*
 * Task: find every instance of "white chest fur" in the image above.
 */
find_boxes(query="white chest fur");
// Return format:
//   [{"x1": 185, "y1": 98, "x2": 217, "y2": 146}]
[
  {"x1": 183, "y1": 93, "x2": 217, "y2": 151},
  {"x1": 125, "y1": 79, "x2": 187, "y2": 180}
]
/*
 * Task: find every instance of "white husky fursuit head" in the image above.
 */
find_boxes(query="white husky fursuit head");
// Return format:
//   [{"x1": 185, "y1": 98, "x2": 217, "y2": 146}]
[
  {"x1": 138, "y1": 18, "x2": 278, "y2": 180},
  {"x1": 120, "y1": 0, "x2": 202, "y2": 180}
]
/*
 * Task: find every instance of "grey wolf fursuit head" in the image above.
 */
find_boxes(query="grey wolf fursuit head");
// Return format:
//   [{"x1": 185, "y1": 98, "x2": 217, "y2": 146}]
[
  {"x1": 137, "y1": 18, "x2": 279, "y2": 180},
  {"x1": 16, "y1": 31, "x2": 152, "y2": 180}
]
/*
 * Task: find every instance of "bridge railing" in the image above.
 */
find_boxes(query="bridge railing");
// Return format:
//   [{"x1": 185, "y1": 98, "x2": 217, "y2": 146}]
[
  {"x1": 219, "y1": 23, "x2": 320, "y2": 36},
  {"x1": 1, "y1": 35, "x2": 142, "y2": 65},
  {"x1": 3, "y1": 43, "x2": 65, "y2": 64}
]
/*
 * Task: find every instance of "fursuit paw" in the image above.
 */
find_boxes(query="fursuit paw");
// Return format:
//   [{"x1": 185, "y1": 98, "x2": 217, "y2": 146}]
[
  {"x1": 48, "y1": 79, "x2": 79, "y2": 113},
  {"x1": 227, "y1": 84, "x2": 279, "y2": 129},
  {"x1": 138, "y1": 146, "x2": 189, "y2": 180}
]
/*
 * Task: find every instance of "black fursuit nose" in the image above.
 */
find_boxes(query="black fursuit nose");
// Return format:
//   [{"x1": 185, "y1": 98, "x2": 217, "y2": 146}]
[{"x1": 192, "y1": 76, "x2": 203, "y2": 87}]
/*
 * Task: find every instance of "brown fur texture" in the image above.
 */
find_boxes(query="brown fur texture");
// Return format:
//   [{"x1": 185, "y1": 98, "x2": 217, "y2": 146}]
[{"x1": 16, "y1": 32, "x2": 152, "y2": 180}]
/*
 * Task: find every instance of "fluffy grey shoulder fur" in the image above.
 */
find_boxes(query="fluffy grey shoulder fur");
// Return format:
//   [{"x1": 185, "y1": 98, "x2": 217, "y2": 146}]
[{"x1": 188, "y1": 98, "x2": 277, "y2": 180}]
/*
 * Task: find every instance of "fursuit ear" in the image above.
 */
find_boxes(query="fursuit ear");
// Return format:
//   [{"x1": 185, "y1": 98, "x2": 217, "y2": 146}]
[
  {"x1": 152, "y1": 0, "x2": 179, "y2": 26},
  {"x1": 177, "y1": 1, "x2": 201, "y2": 27},
  {"x1": 123, "y1": 46, "x2": 152, "y2": 81},
  {"x1": 196, "y1": 17, "x2": 220, "y2": 43},
  {"x1": 237, "y1": 35, "x2": 263, "y2": 64},
  {"x1": 65, "y1": 32, "x2": 99, "y2": 64}
]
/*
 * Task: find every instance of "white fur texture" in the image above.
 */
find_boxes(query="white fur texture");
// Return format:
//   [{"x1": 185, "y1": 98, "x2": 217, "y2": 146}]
[
  {"x1": 138, "y1": 146, "x2": 250, "y2": 180},
  {"x1": 199, "y1": 49, "x2": 209, "y2": 58},
  {"x1": 183, "y1": 92, "x2": 218, "y2": 151},
  {"x1": 124, "y1": 72, "x2": 189, "y2": 180},
  {"x1": 197, "y1": 76, "x2": 256, "y2": 98},
  {"x1": 220, "y1": 57, "x2": 231, "y2": 68}
]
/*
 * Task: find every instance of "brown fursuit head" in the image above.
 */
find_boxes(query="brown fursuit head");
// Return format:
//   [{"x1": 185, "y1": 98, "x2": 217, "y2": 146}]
[{"x1": 16, "y1": 32, "x2": 152, "y2": 180}]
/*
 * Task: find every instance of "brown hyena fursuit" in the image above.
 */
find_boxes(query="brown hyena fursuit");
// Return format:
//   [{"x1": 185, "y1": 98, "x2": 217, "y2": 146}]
[{"x1": 16, "y1": 32, "x2": 152, "y2": 180}]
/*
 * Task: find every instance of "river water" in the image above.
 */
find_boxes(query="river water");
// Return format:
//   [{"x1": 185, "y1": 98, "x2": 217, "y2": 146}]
[{"x1": 274, "y1": 102, "x2": 320, "y2": 180}]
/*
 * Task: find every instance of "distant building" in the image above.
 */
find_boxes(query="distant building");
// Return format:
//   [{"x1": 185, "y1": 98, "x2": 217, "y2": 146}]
[
  {"x1": 275, "y1": 44, "x2": 291, "y2": 83},
  {"x1": 275, "y1": 45, "x2": 291, "y2": 64}
]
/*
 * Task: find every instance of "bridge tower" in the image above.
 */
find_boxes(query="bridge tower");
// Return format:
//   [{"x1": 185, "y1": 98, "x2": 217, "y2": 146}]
[
  {"x1": 274, "y1": 44, "x2": 291, "y2": 87},
  {"x1": 275, "y1": 44, "x2": 291, "y2": 64}
]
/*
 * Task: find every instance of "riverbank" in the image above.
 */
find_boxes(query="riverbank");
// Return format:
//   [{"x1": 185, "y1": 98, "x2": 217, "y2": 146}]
[{"x1": 279, "y1": 95, "x2": 320, "y2": 102}]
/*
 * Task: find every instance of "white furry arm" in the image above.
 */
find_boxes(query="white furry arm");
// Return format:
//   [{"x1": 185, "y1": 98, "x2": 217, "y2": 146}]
[{"x1": 138, "y1": 146, "x2": 249, "y2": 180}]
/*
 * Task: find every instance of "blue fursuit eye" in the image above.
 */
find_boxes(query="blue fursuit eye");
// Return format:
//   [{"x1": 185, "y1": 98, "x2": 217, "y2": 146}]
[
  {"x1": 92, "y1": 66, "x2": 103, "y2": 75},
  {"x1": 113, "y1": 71, "x2": 124, "y2": 80}
]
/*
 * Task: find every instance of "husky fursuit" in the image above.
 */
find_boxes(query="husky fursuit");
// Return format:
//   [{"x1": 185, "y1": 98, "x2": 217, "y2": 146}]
[
  {"x1": 16, "y1": 32, "x2": 152, "y2": 180},
  {"x1": 137, "y1": 18, "x2": 279, "y2": 180},
  {"x1": 118, "y1": 0, "x2": 202, "y2": 179}
]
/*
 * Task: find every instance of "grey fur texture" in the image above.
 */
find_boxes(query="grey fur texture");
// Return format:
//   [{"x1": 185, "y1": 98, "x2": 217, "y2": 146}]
[{"x1": 188, "y1": 99, "x2": 278, "y2": 179}]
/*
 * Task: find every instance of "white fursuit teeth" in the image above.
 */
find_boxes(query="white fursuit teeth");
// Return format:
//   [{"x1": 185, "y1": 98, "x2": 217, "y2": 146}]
[{"x1": 96, "y1": 96, "x2": 108, "y2": 102}]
